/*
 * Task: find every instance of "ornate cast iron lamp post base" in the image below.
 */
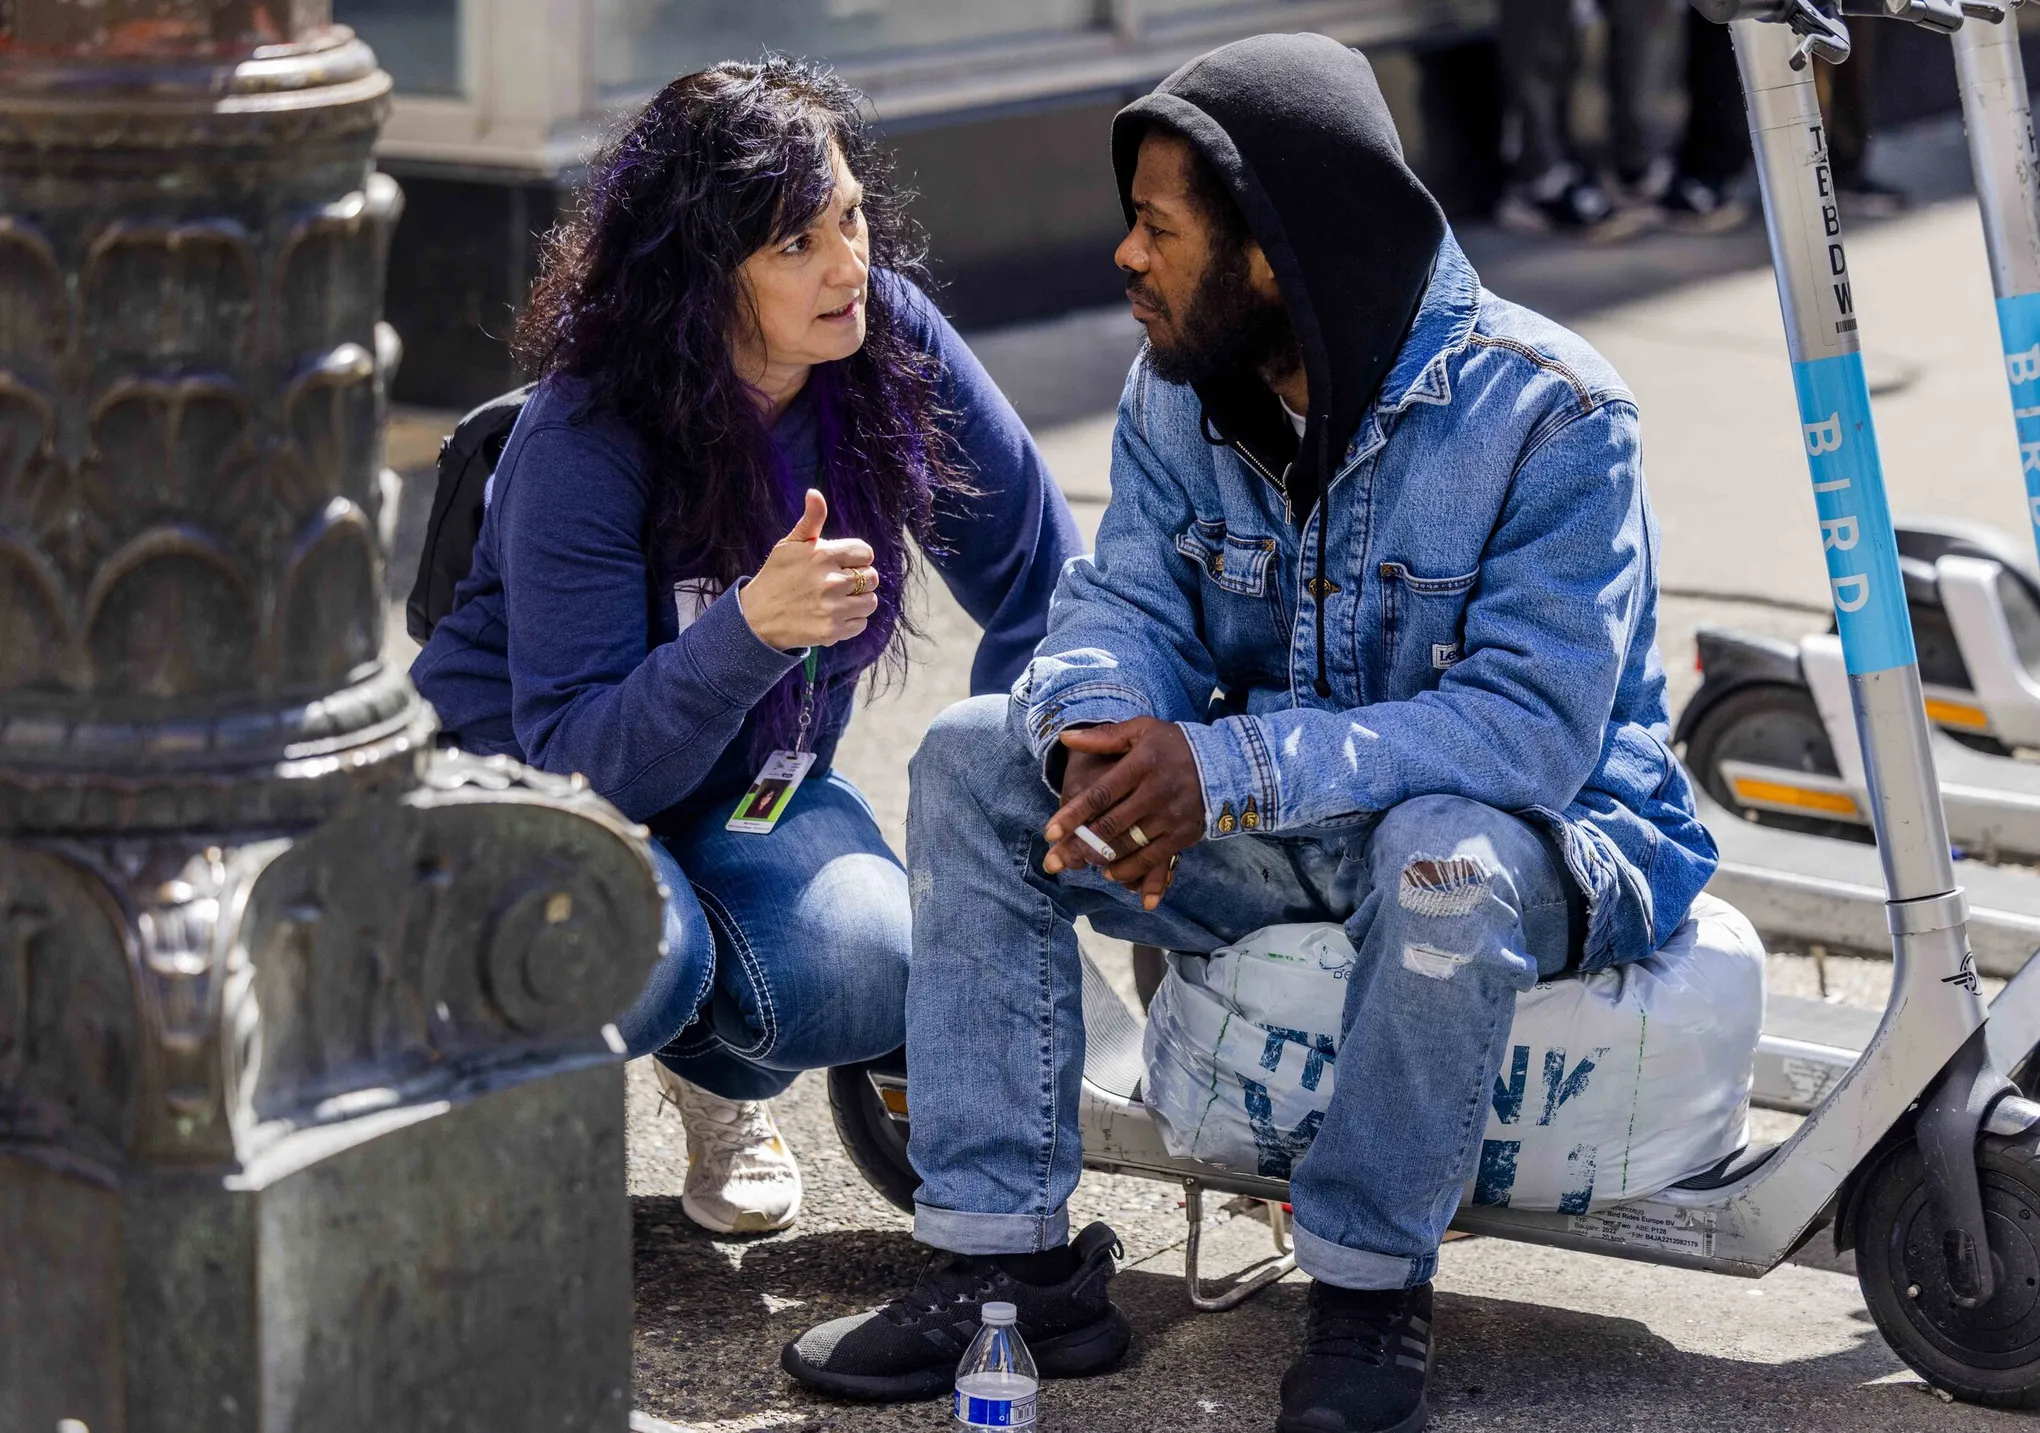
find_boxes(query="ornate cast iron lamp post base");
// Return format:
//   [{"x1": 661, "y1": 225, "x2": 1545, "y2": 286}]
[{"x1": 0, "y1": 7, "x2": 663, "y2": 1429}]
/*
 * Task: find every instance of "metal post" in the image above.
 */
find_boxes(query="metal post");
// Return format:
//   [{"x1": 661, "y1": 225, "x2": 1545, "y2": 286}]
[
  {"x1": 0, "y1": 5, "x2": 663, "y2": 1430},
  {"x1": 1953, "y1": 14, "x2": 2040, "y2": 560}
]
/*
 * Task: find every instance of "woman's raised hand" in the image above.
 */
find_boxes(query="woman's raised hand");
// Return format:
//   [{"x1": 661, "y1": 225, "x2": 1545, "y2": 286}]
[{"x1": 737, "y1": 488, "x2": 881, "y2": 651}]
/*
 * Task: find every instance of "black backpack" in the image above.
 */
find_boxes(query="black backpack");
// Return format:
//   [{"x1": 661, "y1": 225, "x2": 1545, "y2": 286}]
[{"x1": 405, "y1": 383, "x2": 534, "y2": 644}]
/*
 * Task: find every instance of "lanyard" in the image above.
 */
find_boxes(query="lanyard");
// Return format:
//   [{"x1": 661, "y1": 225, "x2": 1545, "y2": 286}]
[{"x1": 794, "y1": 648, "x2": 819, "y2": 755}]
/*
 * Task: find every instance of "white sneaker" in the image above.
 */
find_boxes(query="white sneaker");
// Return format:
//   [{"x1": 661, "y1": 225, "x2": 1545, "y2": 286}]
[{"x1": 654, "y1": 1062, "x2": 803, "y2": 1234}]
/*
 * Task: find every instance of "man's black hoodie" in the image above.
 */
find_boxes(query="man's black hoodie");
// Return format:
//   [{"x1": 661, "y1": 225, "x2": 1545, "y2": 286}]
[{"x1": 1112, "y1": 34, "x2": 1447, "y2": 692}]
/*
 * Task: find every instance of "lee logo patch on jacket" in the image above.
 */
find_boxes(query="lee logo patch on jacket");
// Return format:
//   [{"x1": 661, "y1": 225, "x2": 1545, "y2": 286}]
[{"x1": 1432, "y1": 642, "x2": 1462, "y2": 670}]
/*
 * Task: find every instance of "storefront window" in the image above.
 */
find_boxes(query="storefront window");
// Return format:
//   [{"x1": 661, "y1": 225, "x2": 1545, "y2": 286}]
[
  {"x1": 335, "y1": 0, "x2": 462, "y2": 97},
  {"x1": 592, "y1": 0, "x2": 1102, "y2": 97}
]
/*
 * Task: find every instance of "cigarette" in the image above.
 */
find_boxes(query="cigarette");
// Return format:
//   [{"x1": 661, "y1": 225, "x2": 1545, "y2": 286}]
[{"x1": 1074, "y1": 824, "x2": 1118, "y2": 863}]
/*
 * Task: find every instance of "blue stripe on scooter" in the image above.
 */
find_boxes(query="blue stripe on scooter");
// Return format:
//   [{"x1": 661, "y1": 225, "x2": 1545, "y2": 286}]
[
  {"x1": 1995, "y1": 290, "x2": 2040, "y2": 560},
  {"x1": 1791, "y1": 350, "x2": 1915, "y2": 676}
]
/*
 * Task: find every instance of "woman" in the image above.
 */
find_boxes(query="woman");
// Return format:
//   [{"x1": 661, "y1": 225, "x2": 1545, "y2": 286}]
[{"x1": 412, "y1": 58, "x2": 1080, "y2": 1235}]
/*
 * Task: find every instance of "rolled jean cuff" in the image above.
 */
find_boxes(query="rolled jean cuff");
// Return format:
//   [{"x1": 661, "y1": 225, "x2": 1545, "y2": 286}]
[
  {"x1": 915, "y1": 1202, "x2": 1070, "y2": 1256},
  {"x1": 1292, "y1": 1222, "x2": 1433, "y2": 1291}
]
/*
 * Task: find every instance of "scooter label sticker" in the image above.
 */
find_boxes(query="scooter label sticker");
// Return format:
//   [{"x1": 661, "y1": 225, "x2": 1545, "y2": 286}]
[
  {"x1": 1791, "y1": 350, "x2": 1915, "y2": 676},
  {"x1": 1567, "y1": 1204, "x2": 1715, "y2": 1259},
  {"x1": 1995, "y1": 290, "x2": 2040, "y2": 561}
]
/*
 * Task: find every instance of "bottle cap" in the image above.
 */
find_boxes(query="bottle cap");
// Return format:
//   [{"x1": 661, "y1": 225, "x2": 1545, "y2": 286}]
[{"x1": 982, "y1": 1301, "x2": 1018, "y2": 1326}]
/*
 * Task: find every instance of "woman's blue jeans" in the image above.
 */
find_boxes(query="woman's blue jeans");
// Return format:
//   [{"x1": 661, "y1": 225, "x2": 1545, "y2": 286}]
[{"x1": 616, "y1": 770, "x2": 911, "y2": 1101}]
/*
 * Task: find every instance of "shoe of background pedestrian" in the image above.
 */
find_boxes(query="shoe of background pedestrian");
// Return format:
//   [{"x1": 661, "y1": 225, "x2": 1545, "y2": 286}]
[
  {"x1": 1495, "y1": 165, "x2": 1649, "y2": 243},
  {"x1": 1660, "y1": 173, "x2": 1749, "y2": 235},
  {"x1": 780, "y1": 1221, "x2": 1132, "y2": 1401},
  {"x1": 1838, "y1": 174, "x2": 1909, "y2": 220},
  {"x1": 654, "y1": 1060, "x2": 804, "y2": 1235},
  {"x1": 1277, "y1": 1280, "x2": 1434, "y2": 1433},
  {"x1": 1615, "y1": 156, "x2": 1675, "y2": 210}
]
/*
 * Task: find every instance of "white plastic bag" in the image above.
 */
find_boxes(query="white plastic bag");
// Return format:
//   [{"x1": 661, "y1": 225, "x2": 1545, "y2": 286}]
[
  {"x1": 1141, "y1": 923, "x2": 1357, "y2": 1178},
  {"x1": 1140, "y1": 894, "x2": 1764, "y2": 1211}
]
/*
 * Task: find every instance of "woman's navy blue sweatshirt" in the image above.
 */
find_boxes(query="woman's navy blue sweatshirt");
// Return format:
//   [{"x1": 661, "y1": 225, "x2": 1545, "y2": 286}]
[{"x1": 410, "y1": 276, "x2": 1082, "y2": 831}]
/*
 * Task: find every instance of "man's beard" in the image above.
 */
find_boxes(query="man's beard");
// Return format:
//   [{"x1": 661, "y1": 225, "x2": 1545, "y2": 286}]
[{"x1": 1131, "y1": 245, "x2": 1300, "y2": 390}]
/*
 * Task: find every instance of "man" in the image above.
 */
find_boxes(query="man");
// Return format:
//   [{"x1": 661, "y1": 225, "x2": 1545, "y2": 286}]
[{"x1": 784, "y1": 33, "x2": 1716, "y2": 1432}]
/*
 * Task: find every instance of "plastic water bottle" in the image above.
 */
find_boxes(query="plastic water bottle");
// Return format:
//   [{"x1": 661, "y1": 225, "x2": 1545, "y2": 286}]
[{"x1": 953, "y1": 1300, "x2": 1039, "y2": 1428}]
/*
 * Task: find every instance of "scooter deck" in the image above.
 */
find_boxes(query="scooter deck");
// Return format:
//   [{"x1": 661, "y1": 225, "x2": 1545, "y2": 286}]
[
  {"x1": 1075, "y1": 984, "x2": 1859, "y2": 1229},
  {"x1": 1076, "y1": 949, "x2": 1941, "y2": 1175},
  {"x1": 1073, "y1": 953, "x2": 2040, "y2": 1285},
  {"x1": 1758, "y1": 994, "x2": 1876, "y2": 1113}
]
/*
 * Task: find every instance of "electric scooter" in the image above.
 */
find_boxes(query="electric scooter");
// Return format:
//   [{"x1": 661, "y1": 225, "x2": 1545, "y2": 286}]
[
  {"x1": 833, "y1": 2, "x2": 2040, "y2": 1403},
  {"x1": 1683, "y1": 1, "x2": 2040, "y2": 864}
]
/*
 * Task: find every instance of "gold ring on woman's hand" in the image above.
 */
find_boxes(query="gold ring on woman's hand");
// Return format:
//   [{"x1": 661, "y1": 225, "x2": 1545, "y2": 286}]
[
  {"x1": 847, "y1": 569, "x2": 869, "y2": 597},
  {"x1": 1128, "y1": 825, "x2": 1152, "y2": 849}
]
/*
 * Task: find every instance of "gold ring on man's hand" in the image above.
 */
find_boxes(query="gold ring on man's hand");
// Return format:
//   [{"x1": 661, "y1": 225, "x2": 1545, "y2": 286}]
[{"x1": 1128, "y1": 825, "x2": 1152, "y2": 849}]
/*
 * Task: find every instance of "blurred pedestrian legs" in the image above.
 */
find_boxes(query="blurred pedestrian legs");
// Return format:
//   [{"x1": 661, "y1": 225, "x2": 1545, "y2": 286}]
[
  {"x1": 1659, "y1": 5, "x2": 1750, "y2": 233},
  {"x1": 1816, "y1": 22, "x2": 1909, "y2": 216},
  {"x1": 1498, "y1": 0, "x2": 1685, "y2": 240}
]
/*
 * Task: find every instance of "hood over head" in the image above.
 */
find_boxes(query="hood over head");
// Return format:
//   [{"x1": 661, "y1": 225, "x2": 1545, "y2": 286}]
[{"x1": 1112, "y1": 33, "x2": 1447, "y2": 519}]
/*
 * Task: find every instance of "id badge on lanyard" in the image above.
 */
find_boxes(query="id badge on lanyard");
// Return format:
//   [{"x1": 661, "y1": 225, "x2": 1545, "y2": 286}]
[{"x1": 727, "y1": 649, "x2": 819, "y2": 834}]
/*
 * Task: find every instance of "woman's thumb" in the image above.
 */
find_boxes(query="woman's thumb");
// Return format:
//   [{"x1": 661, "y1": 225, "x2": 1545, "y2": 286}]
[{"x1": 785, "y1": 489, "x2": 827, "y2": 544}]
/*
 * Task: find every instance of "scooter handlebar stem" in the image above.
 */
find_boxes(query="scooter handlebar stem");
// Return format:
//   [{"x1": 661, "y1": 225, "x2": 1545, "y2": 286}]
[
  {"x1": 1734, "y1": 18, "x2": 1960, "y2": 906},
  {"x1": 1711, "y1": 21, "x2": 1998, "y2": 1296},
  {"x1": 1952, "y1": 12, "x2": 2040, "y2": 565}
]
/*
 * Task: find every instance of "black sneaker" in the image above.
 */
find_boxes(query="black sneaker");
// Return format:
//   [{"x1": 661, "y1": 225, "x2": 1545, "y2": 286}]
[
  {"x1": 1661, "y1": 174, "x2": 1749, "y2": 235},
  {"x1": 781, "y1": 1221, "x2": 1132, "y2": 1401},
  {"x1": 1277, "y1": 1280, "x2": 1433, "y2": 1433},
  {"x1": 1615, "y1": 156, "x2": 1676, "y2": 210},
  {"x1": 1838, "y1": 174, "x2": 1909, "y2": 220},
  {"x1": 1496, "y1": 168, "x2": 1649, "y2": 243}
]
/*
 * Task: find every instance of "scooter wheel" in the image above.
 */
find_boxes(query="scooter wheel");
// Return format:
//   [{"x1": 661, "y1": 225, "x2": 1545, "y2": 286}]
[
  {"x1": 826, "y1": 1050, "x2": 919, "y2": 1214},
  {"x1": 1853, "y1": 1133, "x2": 2040, "y2": 1406},
  {"x1": 1680, "y1": 681, "x2": 1865, "y2": 842}
]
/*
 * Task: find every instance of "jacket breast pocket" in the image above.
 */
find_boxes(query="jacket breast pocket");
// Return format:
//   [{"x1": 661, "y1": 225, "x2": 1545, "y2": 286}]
[
  {"x1": 1380, "y1": 560, "x2": 1478, "y2": 692},
  {"x1": 1177, "y1": 519, "x2": 1286, "y2": 666}
]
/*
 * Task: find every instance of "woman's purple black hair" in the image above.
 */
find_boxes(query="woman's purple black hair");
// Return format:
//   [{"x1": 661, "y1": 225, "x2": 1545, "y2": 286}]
[{"x1": 514, "y1": 56, "x2": 966, "y2": 757}]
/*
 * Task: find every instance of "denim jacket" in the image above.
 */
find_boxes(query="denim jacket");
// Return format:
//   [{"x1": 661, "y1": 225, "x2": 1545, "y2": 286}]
[{"x1": 1016, "y1": 235, "x2": 1717, "y2": 970}]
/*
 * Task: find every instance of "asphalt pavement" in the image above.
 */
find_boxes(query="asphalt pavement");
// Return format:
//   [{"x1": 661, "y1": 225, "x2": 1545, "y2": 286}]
[{"x1": 383, "y1": 120, "x2": 2031, "y2": 1430}]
